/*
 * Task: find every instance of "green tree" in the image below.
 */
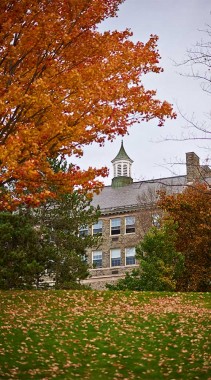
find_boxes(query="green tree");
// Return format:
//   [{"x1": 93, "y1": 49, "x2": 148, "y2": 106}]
[
  {"x1": 34, "y1": 157, "x2": 102, "y2": 289},
  {"x1": 0, "y1": 184, "x2": 101, "y2": 290},
  {"x1": 106, "y1": 269, "x2": 143, "y2": 291},
  {"x1": 37, "y1": 191, "x2": 101, "y2": 289},
  {"x1": 0, "y1": 211, "x2": 55, "y2": 289},
  {"x1": 107, "y1": 221, "x2": 184, "y2": 291},
  {"x1": 136, "y1": 222, "x2": 184, "y2": 291}
]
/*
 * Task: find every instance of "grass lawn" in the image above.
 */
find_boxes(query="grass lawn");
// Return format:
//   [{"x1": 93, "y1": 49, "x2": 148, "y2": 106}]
[{"x1": 0, "y1": 290, "x2": 210, "y2": 379}]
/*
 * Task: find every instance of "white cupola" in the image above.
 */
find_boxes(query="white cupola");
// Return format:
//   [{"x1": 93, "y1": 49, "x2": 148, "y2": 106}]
[{"x1": 111, "y1": 141, "x2": 133, "y2": 188}]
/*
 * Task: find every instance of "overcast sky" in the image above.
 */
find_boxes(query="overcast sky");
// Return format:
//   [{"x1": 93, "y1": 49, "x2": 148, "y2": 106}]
[{"x1": 74, "y1": 0, "x2": 211, "y2": 185}]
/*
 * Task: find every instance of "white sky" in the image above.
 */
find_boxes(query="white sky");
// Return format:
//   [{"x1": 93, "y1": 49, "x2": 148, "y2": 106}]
[{"x1": 74, "y1": 0, "x2": 211, "y2": 185}]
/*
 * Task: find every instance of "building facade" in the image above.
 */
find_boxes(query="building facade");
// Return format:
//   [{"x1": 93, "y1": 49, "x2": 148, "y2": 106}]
[{"x1": 82, "y1": 143, "x2": 211, "y2": 290}]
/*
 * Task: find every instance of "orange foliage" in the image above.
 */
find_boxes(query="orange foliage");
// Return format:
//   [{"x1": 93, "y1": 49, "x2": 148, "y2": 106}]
[
  {"x1": 0, "y1": 0, "x2": 176, "y2": 209},
  {"x1": 158, "y1": 184, "x2": 211, "y2": 291}
]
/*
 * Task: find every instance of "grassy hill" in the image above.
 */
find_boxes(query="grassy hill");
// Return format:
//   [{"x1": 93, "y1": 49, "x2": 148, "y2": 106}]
[{"x1": 0, "y1": 290, "x2": 210, "y2": 379}]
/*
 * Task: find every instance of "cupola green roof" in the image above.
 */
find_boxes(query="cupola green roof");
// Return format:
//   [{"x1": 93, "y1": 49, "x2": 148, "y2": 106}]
[{"x1": 111, "y1": 141, "x2": 133, "y2": 163}]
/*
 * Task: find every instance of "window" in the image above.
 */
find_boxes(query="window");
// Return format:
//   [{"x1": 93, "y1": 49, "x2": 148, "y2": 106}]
[
  {"x1": 111, "y1": 218, "x2": 121, "y2": 235},
  {"x1": 92, "y1": 251, "x2": 102, "y2": 268},
  {"x1": 123, "y1": 163, "x2": 127, "y2": 176},
  {"x1": 82, "y1": 254, "x2": 87, "y2": 262},
  {"x1": 111, "y1": 249, "x2": 121, "y2": 267},
  {"x1": 125, "y1": 247, "x2": 136, "y2": 265},
  {"x1": 152, "y1": 213, "x2": 160, "y2": 227},
  {"x1": 79, "y1": 225, "x2": 88, "y2": 236},
  {"x1": 92, "y1": 220, "x2": 102, "y2": 235},
  {"x1": 125, "y1": 216, "x2": 135, "y2": 234},
  {"x1": 117, "y1": 164, "x2": 121, "y2": 176}
]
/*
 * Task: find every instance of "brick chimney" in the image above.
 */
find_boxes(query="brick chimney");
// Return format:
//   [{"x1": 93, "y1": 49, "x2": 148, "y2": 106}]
[{"x1": 186, "y1": 152, "x2": 200, "y2": 183}]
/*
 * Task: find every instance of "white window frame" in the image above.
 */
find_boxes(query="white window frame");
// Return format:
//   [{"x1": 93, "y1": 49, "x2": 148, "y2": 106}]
[
  {"x1": 92, "y1": 220, "x2": 103, "y2": 235},
  {"x1": 92, "y1": 250, "x2": 103, "y2": 268},
  {"x1": 125, "y1": 216, "x2": 135, "y2": 234},
  {"x1": 110, "y1": 248, "x2": 121, "y2": 267},
  {"x1": 125, "y1": 247, "x2": 136, "y2": 266},
  {"x1": 110, "y1": 218, "x2": 121, "y2": 235}
]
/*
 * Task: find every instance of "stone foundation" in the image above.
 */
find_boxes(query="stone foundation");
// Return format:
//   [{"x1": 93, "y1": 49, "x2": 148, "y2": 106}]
[{"x1": 82, "y1": 265, "x2": 139, "y2": 290}]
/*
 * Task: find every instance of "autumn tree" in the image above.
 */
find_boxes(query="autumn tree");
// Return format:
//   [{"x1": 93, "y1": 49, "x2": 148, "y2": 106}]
[
  {"x1": 158, "y1": 184, "x2": 211, "y2": 291},
  {"x1": 0, "y1": 0, "x2": 175, "y2": 210}
]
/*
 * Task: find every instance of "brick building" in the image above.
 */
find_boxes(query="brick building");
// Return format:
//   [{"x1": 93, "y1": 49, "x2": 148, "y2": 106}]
[{"x1": 82, "y1": 142, "x2": 211, "y2": 289}]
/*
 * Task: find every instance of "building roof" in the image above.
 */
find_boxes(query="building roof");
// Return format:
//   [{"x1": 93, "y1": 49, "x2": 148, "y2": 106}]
[
  {"x1": 111, "y1": 140, "x2": 133, "y2": 163},
  {"x1": 92, "y1": 175, "x2": 187, "y2": 214}
]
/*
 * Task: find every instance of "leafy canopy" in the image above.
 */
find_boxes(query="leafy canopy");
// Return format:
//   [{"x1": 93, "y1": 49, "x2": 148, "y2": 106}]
[
  {"x1": 0, "y1": 0, "x2": 175, "y2": 210},
  {"x1": 158, "y1": 184, "x2": 211, "y2": 291},
  {"x1": 0, "y1": 211, "x2": 55, "y2": 289},
  {"x1": 135, "y1": 221, "x2": 184, "y2": 291},
  {"x1": 0, "y1": 189, "x2": 101, "y2": 290},
  {"x1": 107, "y1": 221, "x2": 184, "y2": 292},
  {"x1": 37, "y1": 190, "x2": 101, "y2": 289}
]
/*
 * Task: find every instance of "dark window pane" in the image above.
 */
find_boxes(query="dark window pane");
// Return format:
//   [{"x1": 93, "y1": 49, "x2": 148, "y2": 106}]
[
  {"x1": 126, "y1": 226, "x2": 135, "y2": 233},
  {"x1": 111, "y1": 218, "x2": 121, "y2": 235},
  {"x1": 111, "y1": 227, "x2": 120, "y2": 235},
  {"x1": 111, "y1": 258, "x2": 121, "y2": 267},
  {"x1": 126, "y1": 256, "x2": 135, "y2": 265},
  {"x1": 79, "y1": 227, "x2": 88, "y2": 236},
  {"x1": 93, "y1": 259, "x2": 102, "y2": 268},
  {"x1": 93, "y1": 228, "x2": 102, "y2": 236}
]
